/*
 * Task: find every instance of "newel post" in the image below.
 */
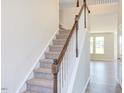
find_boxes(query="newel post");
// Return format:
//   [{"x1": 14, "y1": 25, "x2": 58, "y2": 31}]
[
  {"x1": 76, "y1": 0, "x2": 79, "y2": 7},
  {"x1": 52, "y1": 59, "x2": 58, "y2": 93},
  {"x1": 75, "y1": 15, "x2": 79, "y2": 57},
  {"x1": 84, "y1": 0, "x2": 87, "y2": 28}
]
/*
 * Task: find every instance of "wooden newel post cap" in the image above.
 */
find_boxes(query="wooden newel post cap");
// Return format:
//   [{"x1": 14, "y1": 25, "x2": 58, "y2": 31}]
[
  {"x1": 52, "y1": 59, "x2": 58, "y2": 74},
  {"x1": 75, "y1": 15, "x2": 79, "y2": 22}
]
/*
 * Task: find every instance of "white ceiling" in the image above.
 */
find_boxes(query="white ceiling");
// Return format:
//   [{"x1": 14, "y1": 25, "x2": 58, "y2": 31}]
[{"x1": 59, "y1": 0, "x2": 118, "y2": 7}]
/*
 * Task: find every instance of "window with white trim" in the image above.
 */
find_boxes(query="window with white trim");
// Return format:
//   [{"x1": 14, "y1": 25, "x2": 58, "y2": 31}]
[
  {"x1": 95, "y1": 37, "x2": 104, "y2": 54},
  {"x1": 90, "y1": 37, "x2": 93, "y2": 54}
]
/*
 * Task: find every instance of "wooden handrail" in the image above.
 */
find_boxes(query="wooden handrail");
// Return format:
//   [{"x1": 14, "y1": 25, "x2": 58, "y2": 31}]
[
  {"x1": 55, "y1": 4, "x2": 85, "y2": 68},
  {"x1": 75, "y1": 15, "x2": 79, "y2": 57}
]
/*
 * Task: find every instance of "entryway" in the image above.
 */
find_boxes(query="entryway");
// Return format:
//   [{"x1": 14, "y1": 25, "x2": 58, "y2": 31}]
[{"x1": 85, "y1": 61, "x2": 122, "y2": 93}]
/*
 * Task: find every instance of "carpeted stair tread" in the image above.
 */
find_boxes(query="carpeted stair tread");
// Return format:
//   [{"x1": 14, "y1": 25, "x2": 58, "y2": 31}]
[
  {"x1": 49, "y1": 45, "x2": 63, "y2": 52},
  {"x1": 34, "y1": 68, "x2": 51, "y2": 74},
  {"x1": 23, "y1": 90, "x2": 38, "y2": 93},
  {"x1": 27, "y1": 78, "x2": 53, "y2": 88},
  {"x1": 45, "y1": 51, "x2": 60, "y2": 59},
  {"x1": 39, "y1": 59, "x2": 54, "y2": 63}
]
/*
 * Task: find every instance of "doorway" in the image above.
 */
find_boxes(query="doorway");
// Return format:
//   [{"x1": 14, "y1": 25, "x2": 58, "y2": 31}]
[{"x1": 90, "y1": 33, "x2": 114, "y2": 61}]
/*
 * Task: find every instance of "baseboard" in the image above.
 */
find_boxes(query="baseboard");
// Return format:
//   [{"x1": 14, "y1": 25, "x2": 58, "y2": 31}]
[
  {"x1": 81, "y1": 76, "x2": 91, "y2": 93},
  {"x1": 16, "y1": 30, "x2": 59, "y2": 93},
  {"x1": 116, "y1": 79, "x2": 122, "y2": 88},
  {"x1": 90, "y1": 59, "x2": 114, "y2": 62}
]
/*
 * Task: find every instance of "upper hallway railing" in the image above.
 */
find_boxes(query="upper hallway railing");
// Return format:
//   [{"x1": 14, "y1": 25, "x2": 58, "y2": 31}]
[
  {"x1": 88, "y1": 0, "x2": 118, "y2": 5},
  {"x1": 52, "y1": 0, "x2": 90, "y2": 93}
]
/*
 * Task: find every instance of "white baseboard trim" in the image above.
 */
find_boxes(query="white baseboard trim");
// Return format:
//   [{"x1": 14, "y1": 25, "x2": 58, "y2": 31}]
[
  {"x1": 91, "y1": 59, "x2": 114, "y2": 62},
  {"x1": 16, "y1": 30, "x2": 58, "y2": 93},
  {"x1": 116, "y1": 79, "x2": 122, "y2": 88},
  {"x1": 81, "y1": 76, "x2": 91, "y2": 93}
]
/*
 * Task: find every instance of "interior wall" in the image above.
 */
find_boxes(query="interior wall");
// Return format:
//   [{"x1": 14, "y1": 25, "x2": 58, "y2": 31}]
[
  {"x1": 90, "y1": 13, "x2": 118, "y2": 33},
  {"x1": 117, "y1": 0, "x2": 122, "y2": 87},
  {"x1": 59, "y1": 7, "x2": 80, "y2": 29},
  {"x1": 90, "y1": 33, "x2": 114, "y2": 61},
  {"x1": 59, "y1": 8, "x2": 63, "y2": 25},
  {"x1": 1, "y1": 0, "x2": 59, "y2": 93},
  {"x1": 72, "y1": 32, "x2": 90, "y2": 93},
  {"x1": 90, "y1": 13, "x2": 118, "y2": 61}
]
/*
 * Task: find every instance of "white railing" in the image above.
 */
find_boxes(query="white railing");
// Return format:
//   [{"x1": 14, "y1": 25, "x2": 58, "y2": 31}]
[
  {"x1": 88, "y1": 0, "x2": 118, "y2": 5},
  {"x1": 58, "y1": 28, "x2": 76, "y2": 93},
  {"x1": 57, "y1": 8, "x2": 85, "y2": 93}
]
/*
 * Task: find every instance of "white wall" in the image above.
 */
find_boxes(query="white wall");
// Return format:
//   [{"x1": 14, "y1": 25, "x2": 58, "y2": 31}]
[
  {"x1": 117, "y1": 0, "x2": 122, "y2": 87},
  {"x1": 1, "y1": 0, "x2": 59, "y2": 93},
  {"x1": 90, "y1": 13, "x2": 118, "y2": 33},
  {"x1": 90, "y1": 13, "x2": 118, "y2": 61},
  {"x1": 72, "y1": 32, "x2": 90, "y2": 93},
  {"x1": 60, "y1": 7, "x2": 80, "y2": 29}
]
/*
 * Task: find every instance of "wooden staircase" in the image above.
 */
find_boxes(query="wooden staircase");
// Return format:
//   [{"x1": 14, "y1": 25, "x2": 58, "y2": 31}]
[
  {"x1": 22, "y1": 0, "x2": 90, "y2": 92},
  {"x1": 23, "y1": 28, "x2": 70, "y2": 93}
]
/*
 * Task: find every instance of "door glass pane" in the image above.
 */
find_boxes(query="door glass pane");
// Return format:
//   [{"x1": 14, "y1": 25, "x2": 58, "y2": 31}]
[
  {"x1": 119, "y1": 35, "x2": 122, "y2": 55},
  {"x1": 95, "y1": 37, "x2": 104, "y2": 54},
  {"x1": 90, "y1": 37, "x2": 93, "y2": 54}
]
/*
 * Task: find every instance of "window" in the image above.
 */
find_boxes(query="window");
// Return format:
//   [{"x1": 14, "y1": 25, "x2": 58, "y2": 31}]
[
  {"x1": 95, "y1": 37, "x2": 104, "y2": 54},
  {"x1": 119, "y1": 35, "x2": 122, "y2": 55},
  {"x1": 90, "y1": 37, "x2": 93, "y2": 54}
]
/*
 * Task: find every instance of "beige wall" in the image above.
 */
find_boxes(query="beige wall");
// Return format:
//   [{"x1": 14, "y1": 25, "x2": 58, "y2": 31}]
[
  {"x1": 89, "y1": 12, "x2": 118, "y2": 61},
  {"x1": 72, "y1": 32, "x2": 90, "y2": 93},
  {"x1": 117, "y1": 0, "x2": 122, "y2": 87},
  {"x1": 1, "y1": 0, "x2": 59, "y2": 93},
  {"x1": 90, "y1": 33, "x2": 114, "y2": 61},
  {"x1": 60, "y1": 7, "x2": 80, "y2": 29},
  {"x1": 90, "y1": 13, "x2": 118, "y2": 33}
]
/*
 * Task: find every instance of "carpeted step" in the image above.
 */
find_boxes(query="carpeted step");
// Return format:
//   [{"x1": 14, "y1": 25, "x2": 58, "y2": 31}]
[
  {"x1": 45, "y1": 52, "x2": 60, "y2": 59},
  {"x1": 56, "y1": 34, "x2": 68, "y2": 39},
  {"x1": 34, "y1": 68, "x2": 53, "y2": 80},
  {"x1": 22, "y1": 90, "x2": 38, "y2": 93},
  {"x1": 39, "y1": 59, "x2": 53, "y2": 68},
  {"x1": 53, "y1": 39, "x2": 66, "y2": 45},
  {"x1": 49, "y1": 45, "x2": 63, "y2": 52},
  {"x1": 27, "y1": 78, "x2": 53, "y2": 93},
  {"x1": 59, "y1": 30, "x2": 70, "y2": 34}
]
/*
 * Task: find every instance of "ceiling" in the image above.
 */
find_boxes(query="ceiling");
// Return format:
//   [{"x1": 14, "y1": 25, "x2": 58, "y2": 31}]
[{"x1": 59, "y1": 0, "x2": 118, "y2": 7}]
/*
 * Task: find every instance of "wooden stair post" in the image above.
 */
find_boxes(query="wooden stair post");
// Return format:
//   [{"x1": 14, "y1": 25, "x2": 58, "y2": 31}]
[
  {"x1": 52, "y1": 59, "x2": 58, "y2": 93},
  {"x1": 75, "y1": 15, "x2": 79, "y2": 57},
  {"x1": 76, "y1": 0, "x2": 79, "y2": 7}
]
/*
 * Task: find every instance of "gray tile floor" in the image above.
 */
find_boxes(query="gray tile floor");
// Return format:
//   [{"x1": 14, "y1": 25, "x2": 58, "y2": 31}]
[{"x1": 85, "y1": 61, "x2": 122, "y2": 93}]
